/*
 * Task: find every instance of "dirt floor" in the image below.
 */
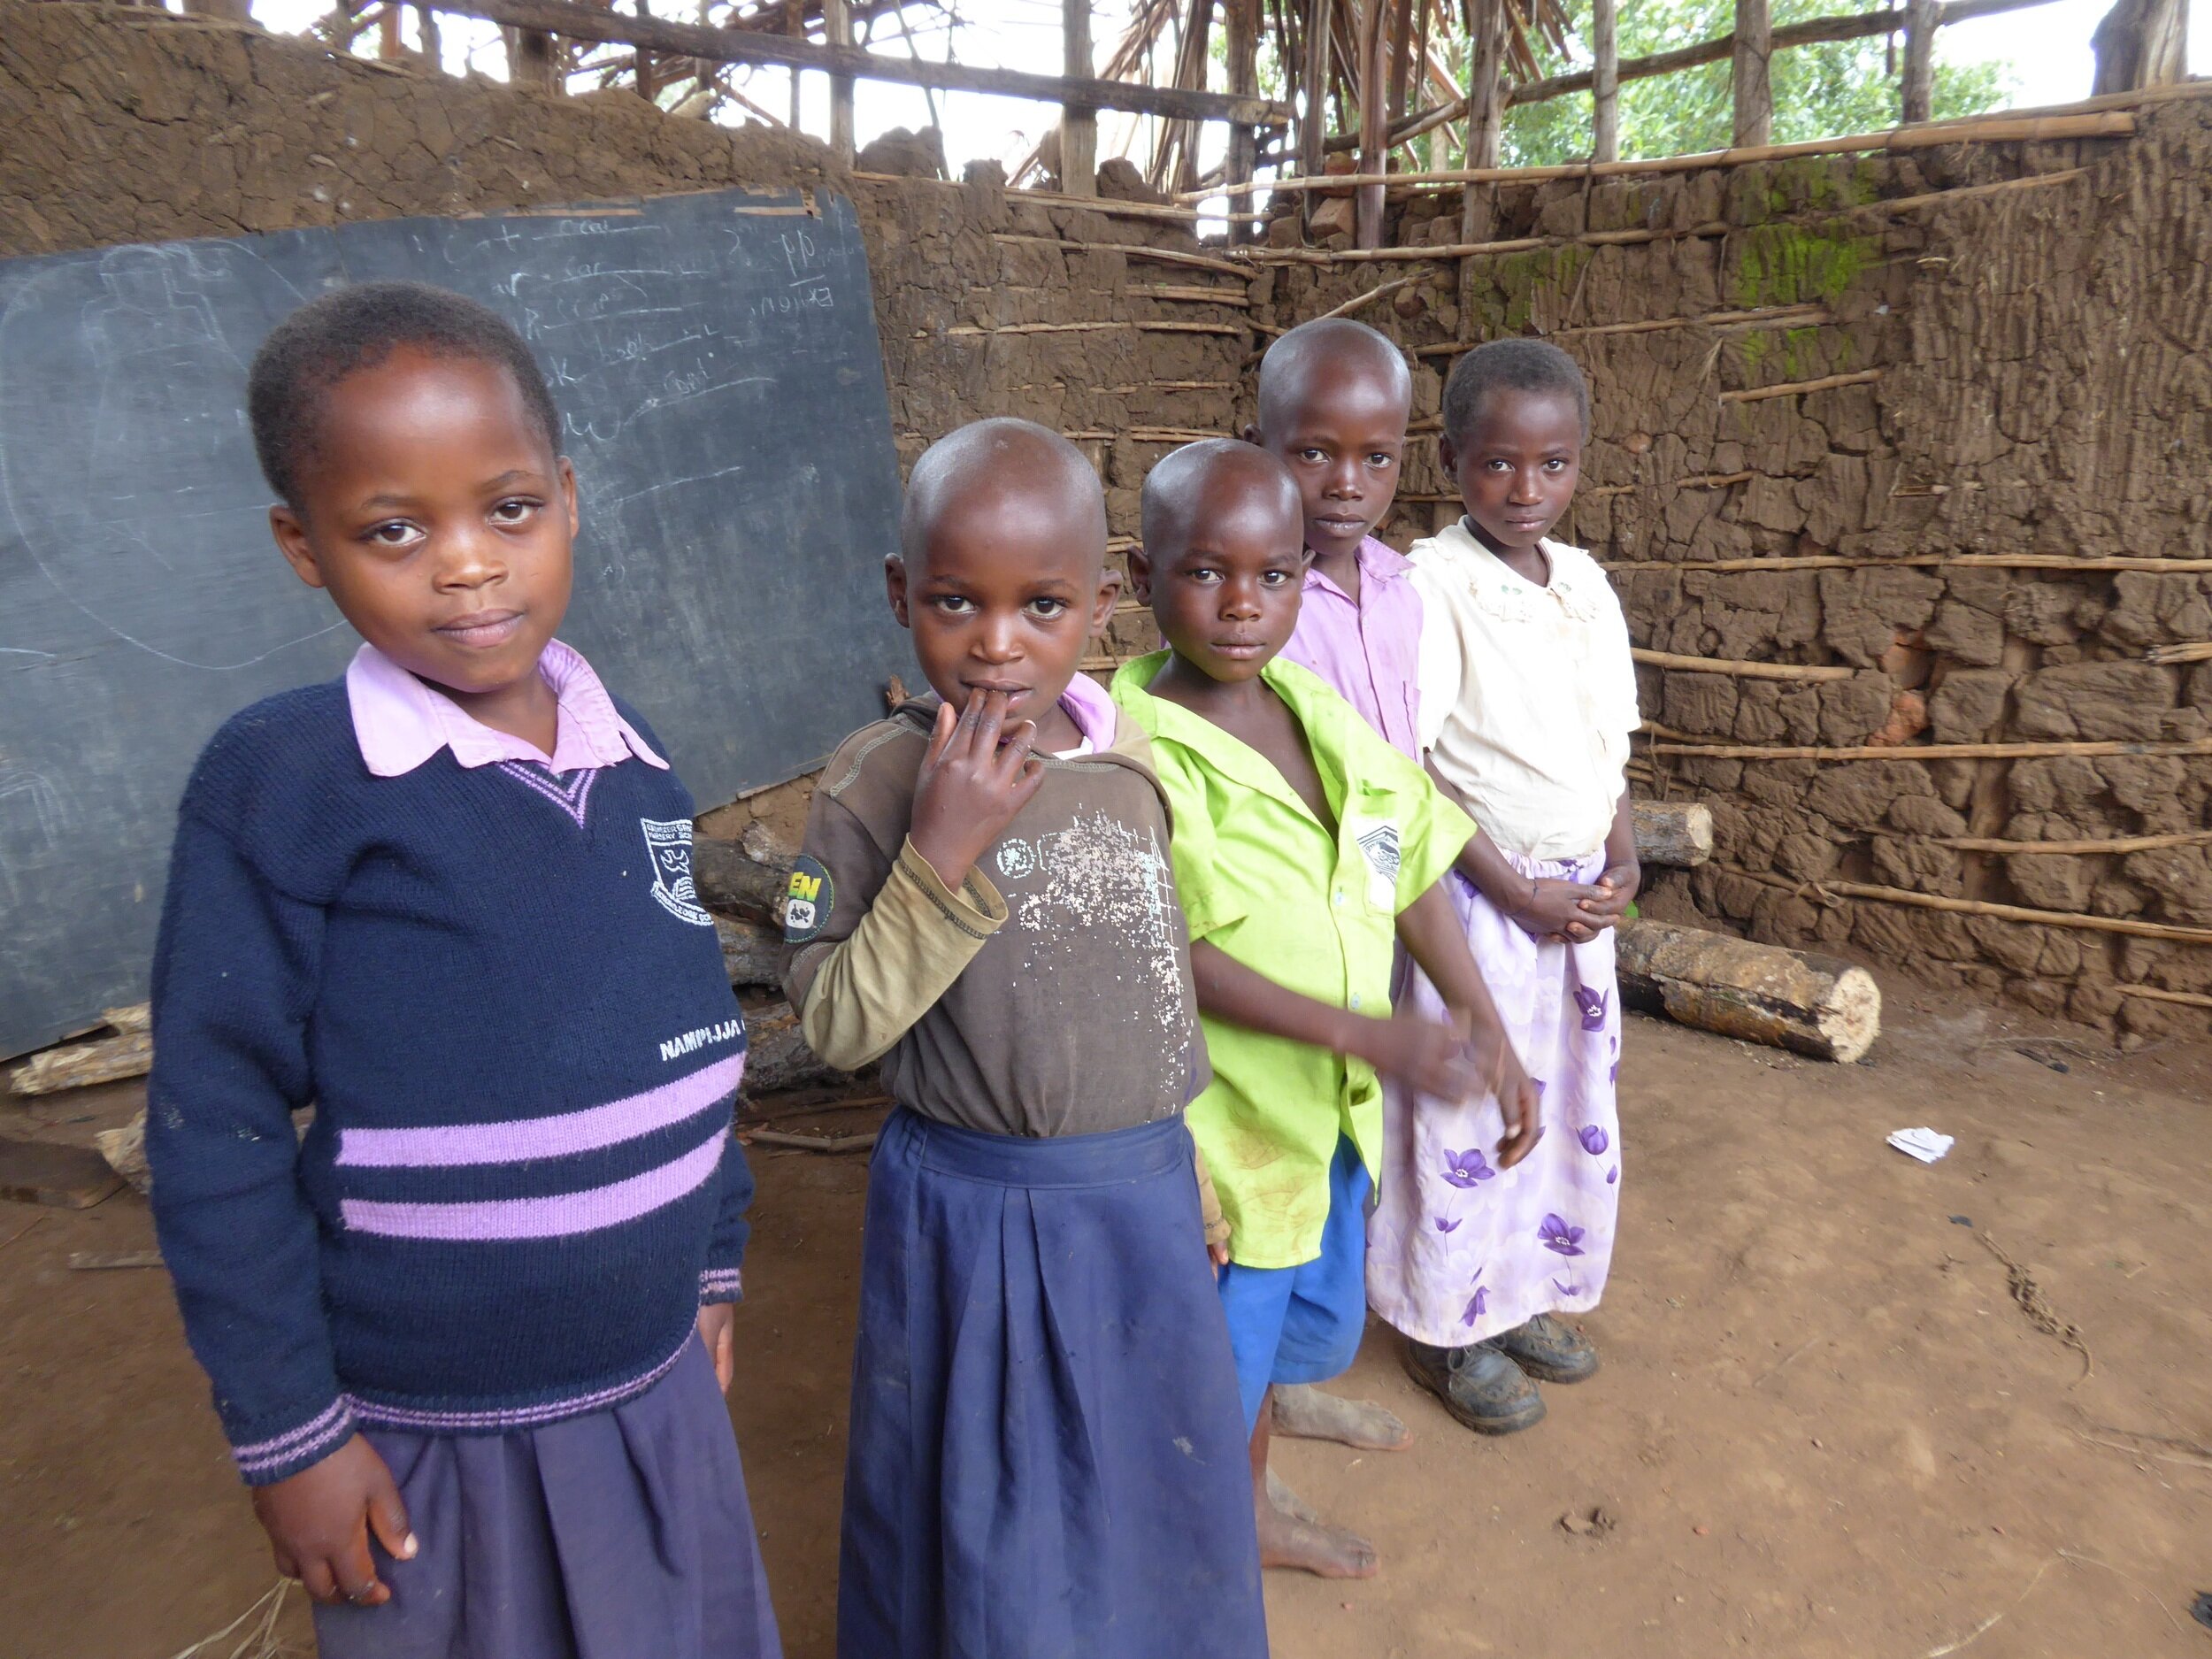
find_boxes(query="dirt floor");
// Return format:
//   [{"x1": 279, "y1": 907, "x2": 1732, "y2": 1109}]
[{"x1": 3, "y1": 984, "x2": 2208, "y2": 1659}]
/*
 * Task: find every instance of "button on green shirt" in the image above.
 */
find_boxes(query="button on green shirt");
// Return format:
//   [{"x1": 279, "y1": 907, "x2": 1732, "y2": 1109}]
[{"x1": 1111, "y1": 653, "x2": 1475, "y2": 1269}]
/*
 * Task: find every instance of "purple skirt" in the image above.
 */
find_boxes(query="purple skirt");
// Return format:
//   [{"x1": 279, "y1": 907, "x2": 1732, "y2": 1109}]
[{"x1": 314, "y1": 1336, "x2": 780, "y2": 1659}]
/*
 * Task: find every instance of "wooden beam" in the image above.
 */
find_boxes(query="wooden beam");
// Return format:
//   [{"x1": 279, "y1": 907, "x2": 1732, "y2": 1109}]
[
  {"x1": 1298, "y1": 0, "x2": 1334, "y2": 183},
  {"x1": 1465, "y1": 0, "x2": 1508, "y2": 171},
  {"x1": 1901, "y1": 0, "x2": 1938, "y2": 122},
  {"x1": 505, "y1": 19, "x2": 561, "y2": 91},
  {"x1": 2091, "y1": 0, "x2": 2189, "y2": 94},
  {"x1": 1591, "y1": 0, "x2": 1620, "y2": 161},
  {"x1": 1732, "y1": 0, "x2": 1773, "y2": 147},
  {"x1": 1225, "y1": 0, "x2": 1261, "y2": 234},
  {"x1": 826, "y1": 0, "x2": 854, "y2": 163},
  {"x1": 1356, "y1": 0, "x2": 1392, "y2": 246},
  {"x1": 1062, "y1": 0, "x2": 1098, "y2": 194},
  {"x1": 454, "y1": 0, "x2": 1293, "y2": 125}
]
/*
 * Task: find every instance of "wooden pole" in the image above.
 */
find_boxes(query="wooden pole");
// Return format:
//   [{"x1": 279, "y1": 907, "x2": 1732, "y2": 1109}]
[
  {"x1": 457, "y1": 0, "x2": 1292, "y2": 126},
  {"x1": 787, "y1": 0, "x2": 803, "y2": 128},
  {"x1": 826, "y1": 0, "x2": 855, "y2": 164},
  {"x1": 1356, "y1": 0, "x2": 1393, "y2": 246},
  {"x1": 1900, "y1": 0, "x2": 1937, "y2": 121},
  {"x1": 633, "y1": 0, "x2": 657, "y2": 102},
  {"x1": 2090, "y1": 0, "x2": 2188, "y2": 93},
  {"x1": 1591, "y1": 0, "x2": 1620, "y2": 162},
  {"x1": 1225, "y1": 0, "x2": 1261, "y2": 232},
  {"x1": 506, "y1": 23, "x2": 561, "y2": 91},
  {"x1": 1464, "y1": 0, "x2": 1507, "y2": 170},
  {"x1": 418, "y1": 2, "x2": 442, "y2": 65},
  {"x1": 1062, "y1": 0, "x2": 1099, "y2": 194},
  {"x1": 1299, "y1": 0, "x2": 1334, "y2": 180},
  {"x1": 1732, "y1": 0, "x2": 1773, "y2": 147}
]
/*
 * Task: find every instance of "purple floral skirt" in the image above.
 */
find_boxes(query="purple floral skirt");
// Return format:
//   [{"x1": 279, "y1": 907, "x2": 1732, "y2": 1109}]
[{"x1": 1366, "y1": 851, "x2": 1623, "y2": 1349}]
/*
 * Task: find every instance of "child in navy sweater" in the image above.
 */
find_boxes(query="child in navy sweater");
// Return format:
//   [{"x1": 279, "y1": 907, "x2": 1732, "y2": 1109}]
[{"x1": 147, "y1": 282, "x2": 780, "y2": 1659}]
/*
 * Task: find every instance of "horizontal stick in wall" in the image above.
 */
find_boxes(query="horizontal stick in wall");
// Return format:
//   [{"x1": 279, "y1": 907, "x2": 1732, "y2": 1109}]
[
  {"x1": 1546, "y1": 303, "x2": 1832, "y2": 340},
  {"x1": 1632, "y1": 648, "x2": 1857, "y2": 681},
  {"x1": 992, "y1": 234, "x2": 1254, "y2": 280},
  {"x1": 1712, "y1": 866, "x2": 2212, "y2": 945},
  {"x1": 1934, "y1": 831, "x2": 2212, "y2": 856},
  {"x1": 1645, "y1": 735, "x2": 2212, "y2": 761},
  {"x1": 1142, "y1": 285, "x2": 1253, "y2": 307},
  {"x1": 1189, "y1": 111, "x2": 2133, "y2": 202},
  {"x1": 1720, "y1": 368, "x2": 1885, "y2": 404},
  {"x1": 451, "y1": 0, "x2": 1293, "y2": 126},
  {"x1": 2146, "y1": 642, "x2": 2212, "y2": 665},
  {"x1": 942, "y1": 320, "x2": 1248, "y2": 337},
  {"x1": 1601, "y1": 556, "x2": 2212, "y2": 573},
  {"x1": 2116, "y1": 984, "x2": 2212, "y2": 1010}
]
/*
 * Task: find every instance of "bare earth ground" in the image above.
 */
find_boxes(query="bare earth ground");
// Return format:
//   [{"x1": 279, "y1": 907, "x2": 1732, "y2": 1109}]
[{"x1": 3, "y1": 986, "x2": 2208, "y2": 1659}]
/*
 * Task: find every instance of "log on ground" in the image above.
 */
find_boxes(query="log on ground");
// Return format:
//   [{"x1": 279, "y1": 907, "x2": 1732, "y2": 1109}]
[
  {"x1": 694, "y1": 837, "x2": 792, "y2": 926},
  {"x1": 717, "y1": 917, "x2": 787, "y2": 990},
  {"x1": 742, "y1": 1002, "x2": 845, "y2": 1095},
  {"x1": 8, "y1": 1031, "x2": 154, "y2": 1096},
  {"x1": 1632, "y1": 802, "x2": 1715, "y2": 867},
  {"x1": 96, "y1": 1110, "x2": 151, "y2": 1195},
  {"x1": 1616, "y1": 918, "x2": 1879, "y2": 1062}
]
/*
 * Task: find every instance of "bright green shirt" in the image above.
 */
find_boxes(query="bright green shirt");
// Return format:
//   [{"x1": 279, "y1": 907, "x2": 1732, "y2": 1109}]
[{"x1": 1111, "y1": 652, "x2": 1475, "y2": 1269}]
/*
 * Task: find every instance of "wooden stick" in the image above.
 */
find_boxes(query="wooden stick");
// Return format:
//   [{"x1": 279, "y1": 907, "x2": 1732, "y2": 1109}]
[
  {"x1": 1143, "y1": 284, "x2": 1255, "y2": 306},
  {"x1": 1720, "y1": 368, "x2": 1884, "y2": 403},
  {"x1": 1936, "y1": 831, "x2": 2212, "y2": 856},
  {"x1": 742, "y1": 1128, "x2": 881, "y2": 1154},
  {"x1": 1311, "y1": 274, "x2": 1422, "y2": 320},
  {"x1": 2146, "y1": 642, "x2": 2212, "y2": 665},
  {"x1": 942, "y1": 320, "x2": 1248, "y2": 336},
  {"x1": 452, "y1": 0, "x2": 1294, "y2": 125},
  {"x1": 1549, "y1": 303, "x2": 1830, "y2": 339},
  {"x1": 991, "y1": 234, "x2": 1256, "y2": 279},
  {"x1": 2115, "y1": 984, "x2": 2212, "y2": 1010},
  {"x1": 9, "y1": 1032, "x2": 153, "y2": 1097},
  {"x1": 1863, "y1": 167, "x2": 2088, "y2": 212},
  {"x1": 1602, "y1": 555, "x2": 2212, "y2": 573},
  {"x1": 68, "y1": 1251, "x2": 166, "y2": 1272},
  {"x1": 1715, "y1": 867, "x2": 2212, "y2": 945},
  {"x1": 1591, "y1": 0, "x2": 1620, "y2": 162},
  {"x1": 1187, "y1": 111, "x2": 2135, "y2": 199},
  {"x1": 1059, "y1": 0, "x2": 1098, "y2": 197},
  {"x1": 858, "y1": 177, "x2": 1198, "y2": 221},
  {"x1": 1647, "y1": 734, "x2": 2212, "y2": 762},
  {"x1": 1732, "y1": 0, "x2": 1773, "y2": 148},
  {"x1": 1632, "y1": 648, "x2": 1857, "y2": 681}
]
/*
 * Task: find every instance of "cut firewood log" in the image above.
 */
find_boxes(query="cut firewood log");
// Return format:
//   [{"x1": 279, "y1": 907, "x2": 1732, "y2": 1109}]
[
  {"x1": 717, "y1": 917, "x2": 786, "y2": 989},
  {"x1": 96, "y1": 1110, "x2": 151, "y2": 1195},
  {"x1": 1632, "y1": 802, "x2": 1714, "y2": 868},
  {"x1": 694, "y1": 836, "x2": 792, "y2": 926},
  {"x1": 1615, "y1": 918, "x2": 1879, "y2": 1063},
  {"x1": 103, "y1": 1003, "x2": 151, "y2": 1035},
  {"x1": 742, "y1": 1001, "x2": 843, "y2": 1094},
  {"x1": 9, "y1": 1030, "x2": 154, "y2": 1096}
]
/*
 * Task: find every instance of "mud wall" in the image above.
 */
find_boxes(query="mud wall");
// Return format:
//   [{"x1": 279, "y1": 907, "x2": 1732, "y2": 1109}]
[
  {"x1": 0, "y1": 0, "x2": 1244, "y2": 845},
  {"x1": 1250, "y1": 103, "x2": 2212, "y2": 1036}
]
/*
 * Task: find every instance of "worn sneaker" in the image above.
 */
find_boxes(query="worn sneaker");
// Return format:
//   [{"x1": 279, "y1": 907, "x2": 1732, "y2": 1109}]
[
  {"x1": 1489, "y1": 1313, "x2": 1599, "y2": 1384},
  {"x1": 1400, "y1": 1337, "x2": 1546, "y2": 1435}
]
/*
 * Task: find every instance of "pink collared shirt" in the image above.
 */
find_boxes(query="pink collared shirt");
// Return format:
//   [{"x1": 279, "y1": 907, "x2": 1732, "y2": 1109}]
[
  {"x1": 1055, "y1": 670, "x2": 1120, "y2": 757},
  {"x1": 344, "y1": 640, "x2": 669, "y2": 778},
  {"x1": 1278, "y1": 535, "x2": 1425, "y2": 759}
]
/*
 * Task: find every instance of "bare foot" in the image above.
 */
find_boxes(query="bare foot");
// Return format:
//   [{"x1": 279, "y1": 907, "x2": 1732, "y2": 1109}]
[
  {"x1": 1256, "y1": 1494, "x2": 1380, "y2": 1578},
  {"x1": 1265, "y1": 1466, "x2": 1320, "y2": 1525},
  {"x1": 1271, "y1": 1383, "x2": 1413, "y2": 1451}
]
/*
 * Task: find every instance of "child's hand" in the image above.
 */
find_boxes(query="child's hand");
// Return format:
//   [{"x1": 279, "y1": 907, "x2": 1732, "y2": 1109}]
[
  {"x1": 250, "y1": 1434, "x2": 415, "y2": 1607},
  {"x1": 1360, "y1": 1013, "x2": 1485, "y2": 1102},
  {"x1": 1574, "y1": 863, "x2": 1641, "y2": 931},
  {"x1": 1508, "y1": 877, "x2": 1601, "y2": 944},
  {"x1": 697, "y1": 1302, "x2": 737, "y2": 1394},
  {"x1": 908, "y1": 688, "x2": 1044, "y2": 887},
  {"x1": 1469, "y1": 1025, "x2": 1544, "y2": 1170}
]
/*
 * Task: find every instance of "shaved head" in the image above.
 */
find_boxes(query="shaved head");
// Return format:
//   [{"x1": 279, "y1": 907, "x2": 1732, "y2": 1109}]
[
  {"x1": 1141, "y1": 438, "x2": 1302, "y2": 562},
  {"x1": 1255, "y1": 317, "x2": 1411, "y2": 435},
  {"x1": 900, "y1": 417, "x2": 1107, "y2": 569}
]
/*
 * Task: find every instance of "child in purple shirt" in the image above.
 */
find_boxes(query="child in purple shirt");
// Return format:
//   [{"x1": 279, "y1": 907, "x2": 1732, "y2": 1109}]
[
  {"x1": 1250, "y1": 318, "x2": 1424, "y2": 763},
  {"x1": 1241, "y1": 319, "x2": 1426, "y2": 1463}
]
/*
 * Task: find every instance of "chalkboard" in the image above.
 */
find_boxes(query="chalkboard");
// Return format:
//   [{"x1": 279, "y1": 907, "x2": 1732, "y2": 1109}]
[{"x1": 0, "y1": 189, "x2": 910, "y2": 1058}]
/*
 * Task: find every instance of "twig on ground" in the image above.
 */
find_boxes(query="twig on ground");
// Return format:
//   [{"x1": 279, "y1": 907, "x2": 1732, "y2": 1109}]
[
  {"x1": 0, "y1": 1215, "x2": 49, "y2": 1252},
  {"x1": 165, "y1": 1578, "x2": 290, "y2": 1659},
  {"x1": 2074, "y1": 1425, "x2": 2212, "y2": 1471},
  {"x1": 1924, "y1": 1555, "x2": 2058, "y2": 1657},
  {"x1": 742, "y1": 1128, "x2": 881, "y2": 1155},
  {"x1": 2058, "y1": 1550, "x2": 2186, "y2": 1636},
  {"x1": 1977, "y1": 1230, "x2": 2093, "y2": 1384}
]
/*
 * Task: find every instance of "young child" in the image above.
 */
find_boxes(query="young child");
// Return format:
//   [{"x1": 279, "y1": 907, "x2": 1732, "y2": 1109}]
[
  {"x1": 780, "y1": 419, "x2": 1266, "y2": 1659},
  {"x1": 1111, "y1": 440, "x2": 1540, "y2": 1579},
  {"x1": 1243, "y1": 316, "x2": 1424, "y2": 1459},
  {"x1": 146, "y1": 283, "x2": 780, "y2": 1659},
  {"x1": 1250, "y1": 317, "x2": 1423, "y2": 763},
  {"x1": 1364, "y1": 338, "x2": 1641, "y2": 1434}
]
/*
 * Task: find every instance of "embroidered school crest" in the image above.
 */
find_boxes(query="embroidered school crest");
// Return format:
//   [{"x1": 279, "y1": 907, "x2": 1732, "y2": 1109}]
[
  {"x1": 640, "y1": 818, "x2": 713, "y2": 926},
  {"x1": 1351, "y1": 818, "x2": 1402, "y2": 909},
  {"x1": 783, "y1": 855, "x2": 833, "y2": 943}
]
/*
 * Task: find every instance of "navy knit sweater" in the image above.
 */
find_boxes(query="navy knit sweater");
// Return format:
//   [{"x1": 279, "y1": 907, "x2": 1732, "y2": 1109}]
[{"x1": 147, "y1": 681, "x2": 752, "y2": 1485}]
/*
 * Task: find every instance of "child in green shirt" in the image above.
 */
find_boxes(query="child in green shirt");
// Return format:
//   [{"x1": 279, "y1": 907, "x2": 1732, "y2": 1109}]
[{"x1": 1111, "y1": 440, "x2": 1541, "y2": 1580}]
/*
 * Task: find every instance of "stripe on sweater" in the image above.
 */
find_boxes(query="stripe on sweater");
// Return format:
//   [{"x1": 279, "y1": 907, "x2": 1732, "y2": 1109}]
[
  {"x1": 334, "y1": 1051, "x2": 744, "y2": 1169},
  {"x1": 341, "y1": 1132, "x2": 725, "y2": 1240},
  {"x1": 232, "y1": 1398, "x2": 355, "y2": 1477},
  {"x1": 348, "y1": 1333, "x2": 692, "y2": 1432}
]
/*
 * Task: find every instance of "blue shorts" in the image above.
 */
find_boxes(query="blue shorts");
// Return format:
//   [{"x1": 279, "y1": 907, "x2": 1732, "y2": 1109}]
[{"x1": 1216, "y1": 1136, "x2": 1371, "y2": 1432}]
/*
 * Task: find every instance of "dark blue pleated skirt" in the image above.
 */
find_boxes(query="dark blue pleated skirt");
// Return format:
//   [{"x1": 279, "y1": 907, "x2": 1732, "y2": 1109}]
[
  {"x1": 839, "y1": 1106, "x2": 1267, "y2": 1659},
  {"x1": 315, "y1": 1336, "x2": 780, "y2": 1659}
]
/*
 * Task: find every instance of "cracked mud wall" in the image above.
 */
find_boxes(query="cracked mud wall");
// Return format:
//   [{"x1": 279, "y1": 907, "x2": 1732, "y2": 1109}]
[{"x1": 1252, "y1": 107, "x2": 2212, "y2": 1035}]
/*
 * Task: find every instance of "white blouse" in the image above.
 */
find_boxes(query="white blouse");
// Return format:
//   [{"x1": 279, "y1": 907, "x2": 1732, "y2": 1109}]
[{"x1": 1409, "y1": 523, "x2": 1640, "y2": 862}]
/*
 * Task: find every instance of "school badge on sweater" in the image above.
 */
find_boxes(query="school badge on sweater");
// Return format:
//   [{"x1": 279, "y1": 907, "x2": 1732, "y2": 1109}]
[{"x1": 641, "y1": 818, "x2": 713, "y2": 926}]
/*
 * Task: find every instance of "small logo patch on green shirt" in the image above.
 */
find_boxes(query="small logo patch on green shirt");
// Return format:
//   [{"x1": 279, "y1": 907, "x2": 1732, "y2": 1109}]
[{"x1": 783, "y1": 855, "x2": 833, "y2": 942}]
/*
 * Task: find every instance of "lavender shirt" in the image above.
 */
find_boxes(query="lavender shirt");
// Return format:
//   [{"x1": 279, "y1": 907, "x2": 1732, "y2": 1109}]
[
  {"x1": 1278, "y1": 535, "x2": 1424, "y2": 759},
  {"x1": 344, "y1": 639, "x2": 668, "y2": 776}
]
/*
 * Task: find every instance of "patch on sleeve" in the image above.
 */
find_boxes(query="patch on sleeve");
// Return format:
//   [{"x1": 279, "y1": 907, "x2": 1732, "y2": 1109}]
[
  {"x1": 781, "y1": 855, "x2": 833, "y2": 943},
  {"x1": 1353, "y1": 819, "x2": 1402, "y2": 910}
]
